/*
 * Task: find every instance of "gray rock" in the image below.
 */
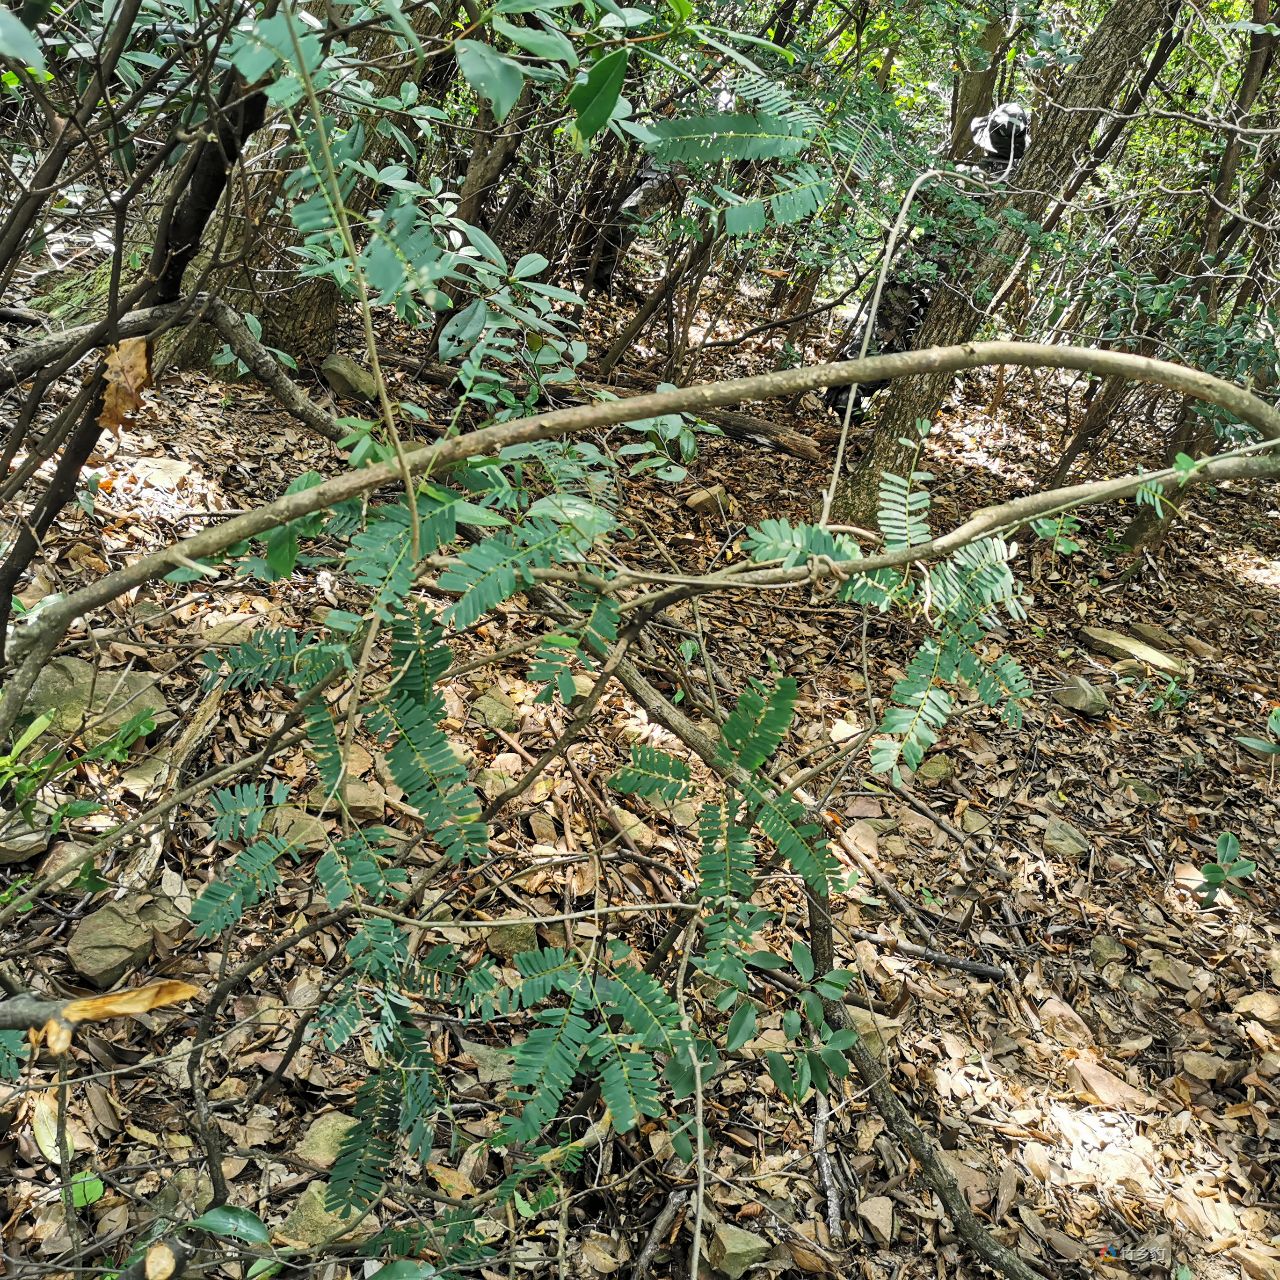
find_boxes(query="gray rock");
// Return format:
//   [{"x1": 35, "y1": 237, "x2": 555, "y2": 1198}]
[
  {"x1": 1090, "y1": 935, "x2": 1127, "y2": 969},
  {"x1": 708, "y1": 1222, "x2": 770, "y2": 1279},
  {"x1": 858, "y1": 1195, "x2": 896, "y2": 1245},
  {"x1": 295, "y1": 1112, "x2": 359, "y2": 1169},
  {"x1": 67, "y1": 900, "x2": 154, "y2": 988},
  {"x1": 610, "y1": 806, "x2": 660, "y2": 852},
  {"x1": 457, "y1": 1037, "x2": 516, "y2": 1085},
  {"x1": 1130, "y1": 622, "x2": 1181, "y2": 652},
  {"x1": 320, "y1": 354, "x2": 379, "y2": 403},
  {"x1": 471, "y1": 688, "x2": 521, "y2": 733},
  {"x1": 305, "y1": 778, "x2": 386, "y2": 823},
  {"x1": 1044, "y1": 816, "x2": 1089, "y2": 859},
  {"x1": 1051, "y1": 675, "x2": 1109, "y2": 719},
  {"x1": 486, "y1": 918, "x2": 537, "y2": 960},
  {"x1": 25, "y1": 657, "x2": 171, "y2": 747},
  {"x1": 0, "y1": 811, "x2": 51, "y2": 864},
  {"x1": 1079, "y1": 627, "x2": 1189, "y2": 677},
  {"x1": 475, "y1": 767, "x2": 519, "y2": 801},
  {"x1": 38, "y1": 841, "x2": 91, "y2": 892},
  {"x1": 269, "y1": 806, "x2": 329, "y2": 852},
  {"x1": 1120, "y1": 972, "x2": 1160, "y2": 1001},
  {"x1": 686, "y1": 484, "x2": 728, "y2": 517},
  {"x1": 280, "y1": 1180, "x2": 380, "y2": 1245},
  {"x1": 915, "y1": 753, "x2": 954, "y2": 786}
]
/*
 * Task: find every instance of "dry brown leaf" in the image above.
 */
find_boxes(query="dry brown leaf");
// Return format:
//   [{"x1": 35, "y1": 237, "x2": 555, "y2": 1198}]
[
  {"x1": 63, "y1": 980, "x2": 200, "y2": 1025},
  {"x1": 425, "y1": 1161, "x2": 477, "y2": 1199},
  {"x1": 1067, "y1": 1056, "x2": 1162, "y2": 1113},
  {"x1": 99, "y1": 338, "x2": 152, "y2": 432}
]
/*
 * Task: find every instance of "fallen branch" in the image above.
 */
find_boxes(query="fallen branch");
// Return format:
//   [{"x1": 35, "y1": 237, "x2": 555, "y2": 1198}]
[
  {"x1": 0, "y1": 980, "x2": 200, "y2": 1054},
  {"x1": 0, "y1": 299, "x2": 193, "y2": 389},
  {"x1": 0, "y1": 294, "x2": 346, "y2": 444},
  {"x1": 4, "y1": 341, "x2": 1279, "y2": 747}
]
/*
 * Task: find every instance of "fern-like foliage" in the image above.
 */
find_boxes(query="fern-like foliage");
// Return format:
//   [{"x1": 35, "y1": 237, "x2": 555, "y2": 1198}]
[
  {"x1": 304, "y1": 701, "x2": 344, "y2": 792},
  {"x1": 316, "y1": 827, "x2": 405, "y2": 907},
  {"x1": 440, "y1": 518, "x2": 573, "y2": 630},
  {"x1": 329, "y1": 1071, "x2": 401, "y2": 1212},
  {"x1": 388, "y1": 602, "x2": 452, "y2": 701},
  {"x1": 877, "y1": 467, "x2": 933, "y2": 549},
  {"x1": 208, "y1": 782, "x2": 286, "y2": 842},
  {"x1": 742, "y1": 518, "x2": 903, "y2": 609},
  {"x1": 368, "y1": 691, "x2": 487, "y2": 863},
  {"x1": 204, "y1": 627, "x2": 348, "y2": 691},
  {"x1": 648, "y1": 113, "x2": 813, "y2": 164},
  {"x1": 348, "y1": 503, "x2": 419, "y2": 624},
  {"x1": 503, "y1": 1005, "x2": 593, "y2": 1143},
  {"x1": 871, "y1": 640, "x2": 955, "y2": 777},
  {"x1": 697, "y1": 798, "x2": 755, "y2": 900},
  {"x1": 729, "y1": 73, "x2": 822, "y2": 125},
  {"x1": 717, "y1": 677, "x2": 797, "y2": 772},
  {"x1": 364, "y1": 604, "x2": 488, "y2": 864},
  {"x1": 742, "y1": 517, "x2": 853, "y2": 567},
  {"x1": 528, "y1": 633, "x2": 582, "y2": 704},
  {"x1": 601, "y1": 964, "x2": 685, "y2": 1055},
  {"x1": 741, "y1": 780, "x2": 835, "y2": 890},
  {"x1": 189, "y1": 834, "x2": 290, "y2": 937},
  {"x1": 608, "y1": 744, "x2": 693, "y2": 804},
  {"x1": 723, "y1": 163, "x2": 833, "y2": 235},
  {"x1": 588, "y1": 1030, "x2": 661, "y2": 1133},
  {"x1": 511, "y1": 946, "x2": 582, "y2": 1006}
]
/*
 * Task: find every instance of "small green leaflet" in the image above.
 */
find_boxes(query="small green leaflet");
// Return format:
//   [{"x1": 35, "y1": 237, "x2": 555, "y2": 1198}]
[
  {"x1": 725, "y1": 1001, "x2": 756, "y2": 1052},
  {"x1": 569, "y1": 48, "x2": 628, "y2": 139}
]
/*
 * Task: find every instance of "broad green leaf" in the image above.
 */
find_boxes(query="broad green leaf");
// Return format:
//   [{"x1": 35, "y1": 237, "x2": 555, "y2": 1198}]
[
  {"x1": 456, "y1": 39, "x2": 526, "y2": 122},
  {"x1": 70, "y1": 1172, "x2": 105, "y2": 1207},
  {"x1": 493, "y1": 15, "x2": 576, "y2": 66},
  {"x1": 0, "y1": 8, "x2": 44, "y2": 69},
  {"x1": 568, "y1": 48, "x2": 628, "y2": 140},
  {"x1": 725, "y1": 1002, "x2": 756, "y2": 1052},
  {"x1": 190, "y1": 1205, "x2": 271, "y2": 1244}
]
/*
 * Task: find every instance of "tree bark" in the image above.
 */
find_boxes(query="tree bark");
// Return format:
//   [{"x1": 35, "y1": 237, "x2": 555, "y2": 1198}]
[{"x1": 833, "y1": 0, "x2": 1177, "y2": 523}]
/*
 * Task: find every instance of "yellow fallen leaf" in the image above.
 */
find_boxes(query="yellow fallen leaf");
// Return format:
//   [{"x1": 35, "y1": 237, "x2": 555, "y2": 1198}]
[
  {"x1": 145, "y1": 1242, "x2": 178, "y2": 1280},
  {"x1": 63, "y1": 980, "x2": 200, "y2": 1024},
  {"x1": 41, "y1": 1019, "x2": 72, "y2": 1054}
]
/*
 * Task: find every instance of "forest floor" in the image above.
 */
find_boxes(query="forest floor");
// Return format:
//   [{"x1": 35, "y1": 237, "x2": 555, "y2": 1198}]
[{"x1": 3, "y1": 286, "x2": 1279, "y2": 1280}]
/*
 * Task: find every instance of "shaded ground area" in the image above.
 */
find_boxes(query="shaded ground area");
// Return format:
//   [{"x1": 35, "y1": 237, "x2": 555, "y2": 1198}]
[{"x1": 2, "y1": 293, "x2": 1278, "y2": 1279}]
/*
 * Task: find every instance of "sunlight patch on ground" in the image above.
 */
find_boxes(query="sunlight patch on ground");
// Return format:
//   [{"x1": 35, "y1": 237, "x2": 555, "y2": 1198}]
[{"x1": 1223, "y1": 543, "x2": 1280, "y2": 593}]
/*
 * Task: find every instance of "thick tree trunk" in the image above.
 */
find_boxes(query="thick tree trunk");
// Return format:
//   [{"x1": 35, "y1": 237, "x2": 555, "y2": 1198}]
[
  {"x1": 949, "y1": 17, "x2": 1011, "y2": 157},
  {"x1": 832, "y1": 0, "x2": 1175, "y2": 523},
  {"x1": 1053, "y1": 0, "x2": 1274, "y2": 499}
]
